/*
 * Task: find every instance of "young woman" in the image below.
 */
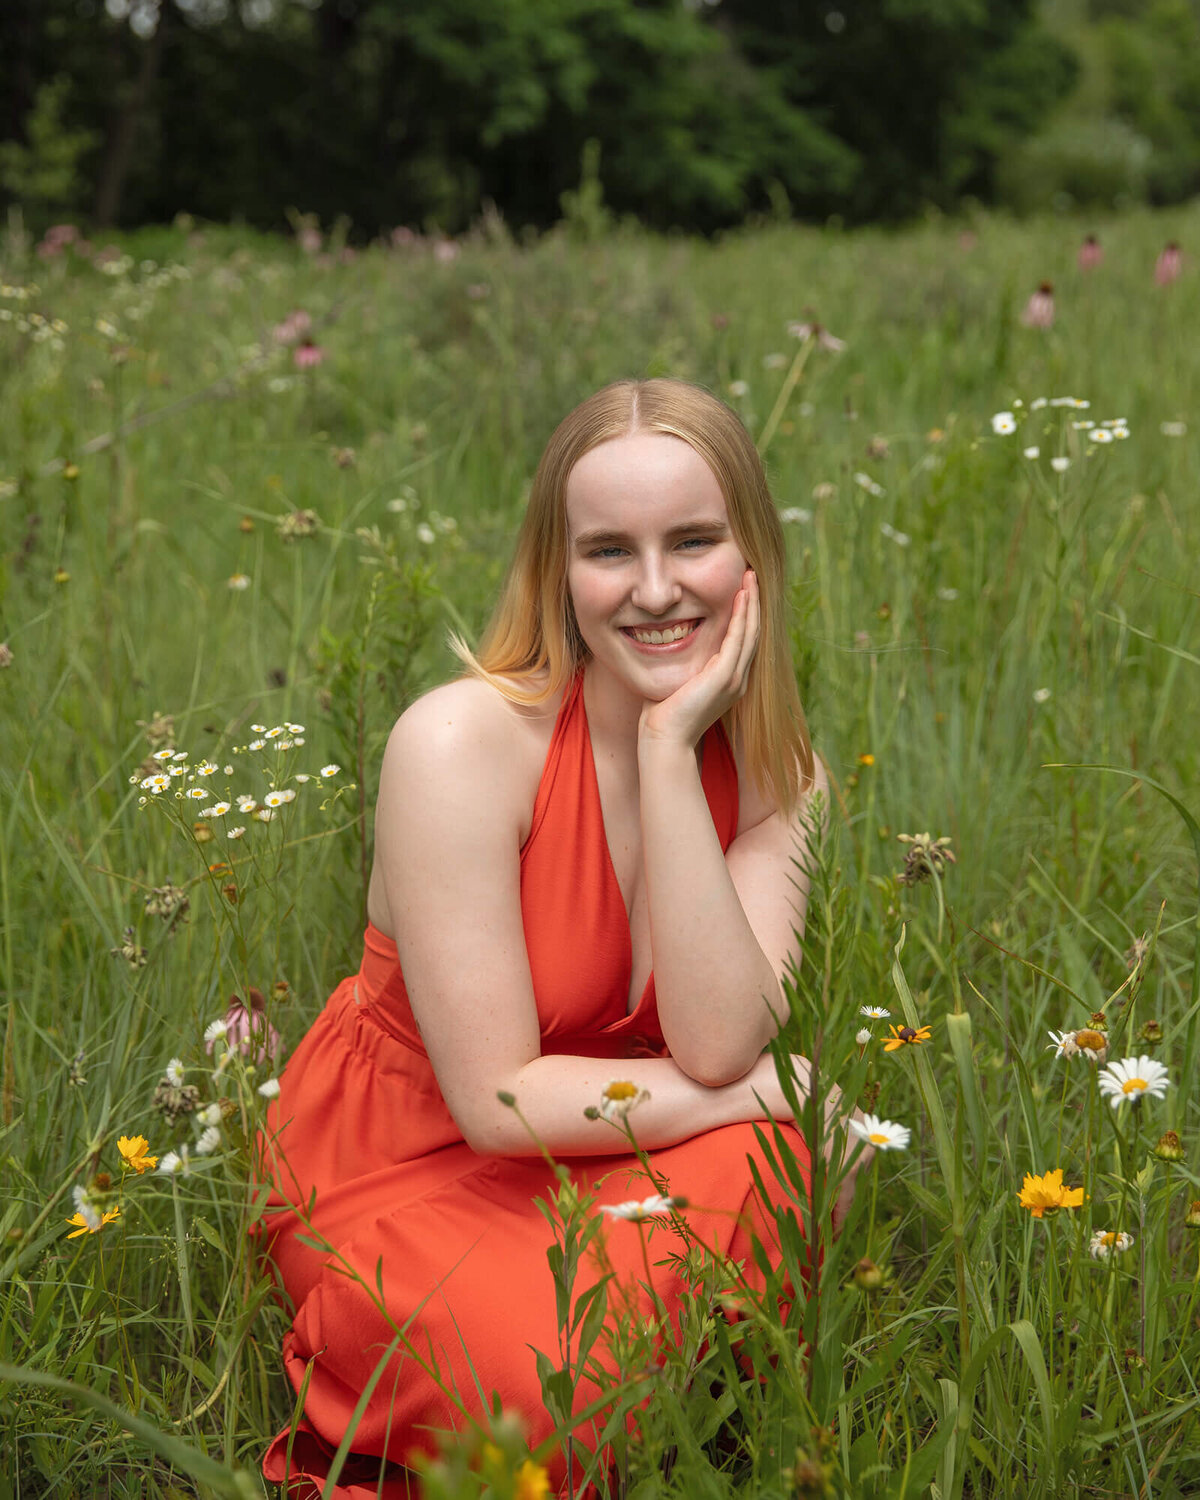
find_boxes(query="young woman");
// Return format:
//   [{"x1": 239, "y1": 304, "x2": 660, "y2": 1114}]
[{"x1": 259, "y1": 378, "x2": 833, "y2": 1498}]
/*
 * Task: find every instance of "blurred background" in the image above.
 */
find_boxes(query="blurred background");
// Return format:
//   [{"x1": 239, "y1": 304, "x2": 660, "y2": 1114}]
[{"x1": 2, "y1": 0, "x2": 1197, "y2": 240}]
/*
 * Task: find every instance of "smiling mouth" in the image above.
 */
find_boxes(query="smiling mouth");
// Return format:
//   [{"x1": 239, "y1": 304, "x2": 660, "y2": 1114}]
[{"x1": 619, "y1": 620, "x2": 701, "y2": 646}]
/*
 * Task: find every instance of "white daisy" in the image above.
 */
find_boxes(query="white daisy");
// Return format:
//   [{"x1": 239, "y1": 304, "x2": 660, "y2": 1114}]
[
  {"x1": 321, "y1": 765, "x2": 340, "y2": 778},
  {"x1": 258, "y1": 1077, "x2": 281, "y2": 1099},
  {"x1": 197, "y1": 1103, "x2": 223, "y2": 1127},
  {"x1": 1033, "y1": 687, "x2": 1052, "y2": 704},
  {"x1": 195, "y1": 761, "x2": 217, "y2": 776},
  {"x1": 286, "y1": 722, "x2": 305, "y2": 734},
  {"x1": 152, "y1": 748, "x2": 174, "y2": 761},
  {"x1": 169, "y1": 765, "x2": 186, "y2": 777},
  {"x1": 1051, "y1": 457, "x2": 1070, "y2": 473},
  {"x1": 1160, "y1": 420, "x2": 1187, "y2": 438},
  {"x1": 141, "y1": 774, "x2": 170, "y2": 793},
  {"x1": 779, "y1": 507, "x2": 813, "y2": 524},
  {"x1": 195, "y1": 1125, "x2": 221, "y2": 1156},
  {"x1": 294, "y1": 773, "x2": 311, "y2": 783},
  {"x1": 728, "y1": 380, "x2": 749, "y2": 397},
  {"x1": 265, "y1": 726, "x2": 285, "y2": 739},
  {"x1": 264, "y1": 789, "x2": 296, "y2": 807},
  {"x1": 227, "y1": 826, "x2": 246, "y2": 839},
  {"x1": 236, "y1": 794, "x2": 257, "y2": 812},
  {"x1": 185, "y1": 787, "x2": 207, "y2": 800},
  {"x1": 600, "y1": 1195, "x2": 678, "y2": 1221},
  {"x1": 855, "y1": 1028, "x2": 872, "y2": 1047},
  {"x1": 860, "y1": 1006, "x2": 890, "y2": 1019},
  {"x1": 254, "y1": 808, "x2": 274, "y2": 822},
  {"x1": 1091, "y1": 428, "x2": 1114, "y2": 444},
  {"x1": 1089, "y1": 1229, "x2": 1134, "y2": 1260},
  {"x1": 157, "y1": 1148, "x2": 189, "y2": 1176},
  {"x1": 204, "y1": 802, "x2": 231, "y2": 818},
  {"x1": 849, "y1": 1114, "x2": 911, "y2": 1151},
  {"x1": 1030, "y1": 397, "x2": 1048, "y2": 410},
  {"x1": 227, "y1": 573, "x2": 251, "y2": 591},
  {"x1": 203, "y1": 1017, "x2": 228, "y2": 1045},
  {"x1": 251, "y1": 724, "x2": 266, "y2": 733},
  {"x1": 171, "y1": 751, "x2": 188, "y2": 761},
  {"x1": 1023, "y1": 446, "x2": 1040, "y2": 459},
  {"x1": 1047, "y1": 1029, "x2": 1079, "y2": 1060},
  {"x1": 991, "y1": 411, "x2": 1017, "y2": 435},
  {"x1": 1098, "y1": 1055, "x2": 1171, "y2": 1108},
  {"x1": 72, "y1": 1184, "x2": 102, "y2": 1232},
  {"x1": 249, "y1": 739, "x2": 265, "y2": 751},
  {"x1": 293, "y1": 737, "x2": 305, "y2": 746},
  {"x1": 165, "y1": 1057, "x2": 185, "y2": 1086},
  {"x1": 416, "y1": 523, "x2": 436, "y2": 545}
]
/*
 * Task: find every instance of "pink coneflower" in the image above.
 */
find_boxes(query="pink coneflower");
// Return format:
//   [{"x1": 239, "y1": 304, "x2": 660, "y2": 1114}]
[
  {"x1": 293, "y1": 339, "x2": 326, "y2": 370},
  {"x1": 1021, "y1": 282, "x2": 1055, "y2": 329},
  {"x1": 272, "y1": 309, "x2": 311, "y2": 345},
  {"x1": 433, "y1": 239, "x2": 460, "y2": 263},
  {"x1": 1156, "y1": 242, "x2": 1182, "y2": 286},
  {"x1": 297, "y1": 225, "x2": 322, "y2": 255},
  {"x1": 390, "y1": 226, "x2": 417, "y2": 249},
  {"x1": 207, "y1": 988, "x2": 282, "y2": 1066},
  {"x1": 1078, "y1": 234, "x2": 1103, "y2": 271}
]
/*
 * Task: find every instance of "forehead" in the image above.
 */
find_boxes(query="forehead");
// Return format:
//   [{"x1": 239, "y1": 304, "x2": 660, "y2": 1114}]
[{"x1": 565, "y1": 432, "x2": 726, "y2": 533}]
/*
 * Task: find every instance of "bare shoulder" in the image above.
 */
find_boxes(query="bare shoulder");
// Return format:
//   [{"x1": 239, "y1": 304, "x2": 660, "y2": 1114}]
[
  {"x1": 736, "y1": 744, "x2": 829, "y2": 838},
  {"x1": 379, "y1": 676, "x2": 559, "y2": 832}
]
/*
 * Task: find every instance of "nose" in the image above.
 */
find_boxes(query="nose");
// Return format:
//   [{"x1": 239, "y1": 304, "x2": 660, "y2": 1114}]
[{"x1": 630, "y1": 551, "x2": 682, "y2": 616}]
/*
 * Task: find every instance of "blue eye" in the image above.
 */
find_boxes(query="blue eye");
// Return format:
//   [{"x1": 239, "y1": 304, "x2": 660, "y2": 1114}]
[
  {"x1": 590, "y1": 546, "x2": 627, "y2": 559},
  {"x1": 678, "y1": 537, "x2": 715, "y2": 550}
]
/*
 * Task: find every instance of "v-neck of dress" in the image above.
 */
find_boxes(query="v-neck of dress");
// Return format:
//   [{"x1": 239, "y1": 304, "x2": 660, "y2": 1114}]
[{"x1": 577, "y1": 682, "x2": 715, "y2": 1019}]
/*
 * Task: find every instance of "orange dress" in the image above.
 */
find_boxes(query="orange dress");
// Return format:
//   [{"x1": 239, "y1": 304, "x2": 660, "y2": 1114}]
[{"x1": 259, "y1": 673, "x2": 809, "y2": 1498}]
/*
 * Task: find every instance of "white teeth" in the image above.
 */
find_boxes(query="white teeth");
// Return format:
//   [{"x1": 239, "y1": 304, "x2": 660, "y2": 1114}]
[{"x1": 630, "y1": 622, "x2": 693, "y2": 645}]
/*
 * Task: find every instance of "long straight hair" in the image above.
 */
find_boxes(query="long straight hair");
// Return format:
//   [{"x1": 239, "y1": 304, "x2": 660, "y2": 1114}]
[{"x1": 453, "y1": 378, "x2": 813, "y2": 812}]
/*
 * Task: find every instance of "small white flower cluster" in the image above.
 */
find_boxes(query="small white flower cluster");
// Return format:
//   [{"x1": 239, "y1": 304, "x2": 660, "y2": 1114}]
[
  {"x1": 990, "y1": 398, "x2": 1130, "y2": 463},
  {"x1": 133, "y1": 728, "x2": 343, "y2": 825},
  {"x1": 856, "y1": 1006, "x2": 890, "y2": 1049}
]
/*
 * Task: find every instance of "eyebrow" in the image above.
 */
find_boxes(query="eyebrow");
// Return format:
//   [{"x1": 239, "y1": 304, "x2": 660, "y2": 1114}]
[{"x1": 572, "y1": 519, "x2": 730, "y2": 549}]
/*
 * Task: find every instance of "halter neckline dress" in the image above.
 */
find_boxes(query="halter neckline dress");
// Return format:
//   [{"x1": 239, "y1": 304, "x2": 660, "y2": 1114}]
[{"x1": 259, "y1": 672, "x2": 809, "y2": 1498}]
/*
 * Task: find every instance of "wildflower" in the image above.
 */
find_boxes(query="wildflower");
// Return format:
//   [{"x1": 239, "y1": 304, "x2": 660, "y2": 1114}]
[
  {"x1": 293, "y1": 339, "x2": 325, "y2": 370},
  {"x1": 66, "y1": 1199, "x2": 120, "y2": 1238},
  {"x1": 158, "y1": 1149, "x2": 189, "y2": 1176},
  {"x1": 110, "y1": 926, "x2": 148, "y2": 967},
  {"x1": 218, "y1": 989, "x2": 282, "y2": 1065},
  {"x1": 1033, "y1": 687, "x2": 1052, "y2": 704},
  {"x1": 811, "y1": 481, "x2": 837, "y2": 503},
  {"x1": 276, "y1": 509, "x2": 320, "y2": 542},
  {"x1": 227, "y1": 573, "x2": 251, "y2": 590},
  {"x1": 786, "y1": 318, "x2": 846, "y2": 352},
  {"x1": 117, "y1": 1135, "x2": 157, "y2": 1174},
  {"x1": 1185, "y1": 1202, "x2": 1200, "y2": 1230},
  {"x1": 727, "y1": 380, "x2": 749, "y2": 398},
  {"x1": 860, "y1": 1005, "x2": 890, "y2": 1019},
  {"x1": 165, "y1": 1058, "x2": 185, "y2": 1086},
  {"x1": 271, "y1": 309, "x2": 310, "y2": 344},
  {"x1": 1047, "y1": 1029, "x2": 1078, "y2": 1060},
  {"x1": 849, "y1": 1114, "x2": 910, "y2": 1151},
  {"x1": 249, "y1": 739, "x2": 266, "y2": 751},
  {"x1": 228, "y1": 826, "x2": 246, "y2": 839},
  {"x1": 855, "y1": 1028, "x2": 872, "y2": 1047},
  {"x1": 1155, "y1": 242, "x2": 1182, "y2": 286},
  {"x1": 857, "y1": 753, "x2": 875, "y2": 767},
  {"x1": 1023, "y1": 445, "x2": 1040, "y2": 459},
  {"x1": 1153, "y1": 1131, "x2": 1185, "y2": 1163},
  {"x1": 779, "y1": 507, "x2": 813, "y2": 524},
  {"x1": 600, "y1": 1195, "x2": 680, "y2": 1221},
  {"x1": 1050, "y1": 457, "x2": 1070, "y2": 473},
  {"x1": 884, "y1": 1024, "x2": 932, "y2": 1052},
  {"x1": 853, "y1": 471, "x2": 885, "y2": 497},
  {"x1": 0, "y1": 642, "x2": 12, "y2": 668},
  {"x1": 1089, "y1": 1230, "x2": 1133, "y2": 1259},
  {"x1": 204, "y1": 1017, "x2": 229, "y2": 1046},
  {"x1": 1097, "y1": 1055, "x2": 1171, "y2": 1109},
  {"x1": 852, "y1": 1256, "x2": 885, "y2": 1292},
  {"x1": 236, "y1": 794, "x2": 258, "y2": 811},
  {"x1": 1160, "y1": 420, "x2": 1187, "y2": 438},
  {"x1": 1137, "y1": 1019, "x2": 1164, "y2": 1047},
  {"x1": 896, "y1": 832, "x2": 956, "y2": 886},
  {"x1": 320, "y1": 764, "x2": 340, "y2": 778},
  {"x1": 1078, "y1": 234, "x2": 1103, "y2": 271},
  {"x1": 991, "y1": 411, "x2": 1017, "y2": 435},
  {"x1": 415, "y1": 522, "x2": 436, "y2": 545},
  {"x1": 144, "y1": 884, "x2": 189, "y2": 932},
  {"x1": 1021, "y1": 282, "x2": 1055, "y2": 329},
  {"x1": 141, "y1": 773, "x2": 171, "y2": 794},
  {"x1": 1090, "y1": 428, "x2": 1114, "y2": 444},
  {"x1": 258, "y1": 1077, "x2": 281, "y2": 1099},
  {"x1": 254, "y1": 808, "x2": 275, "y2": 822},
  {"x1": 195, "y1": 1125, "x2": 222, "y2": 1155},
  {"x1": 68, "y1": 1051, "x2": 88, "y2": 1087},
  {"x1": 154, "y1": 1075, "x2": 201, "y2": 1123},
  {"x1": 879, "y1": 522, "x2": 910, "y2": 547},
  {"x1": 264, "y1": 789, "x2": 296, "y2": 807},
  {"x1": 513, "y1": 1459, "x2": 550, "y2": 1500},
  {"x1": 598, "y1": 1080, "x2": 650, "y2": 1122},
  {"x1": 1017, "y1": 1168, "x2": 1085, "y2": 1218}
]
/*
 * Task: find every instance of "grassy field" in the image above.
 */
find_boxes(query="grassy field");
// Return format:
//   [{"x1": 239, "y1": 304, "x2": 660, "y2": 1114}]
[{"x1": 1, "y1": 204, "x2": 1198, "y2": 1498}]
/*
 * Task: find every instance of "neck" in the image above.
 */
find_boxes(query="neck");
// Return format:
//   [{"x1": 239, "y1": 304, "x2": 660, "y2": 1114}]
[{"x1": 580, "y1": 660, "x2": 646, "y2": 753}]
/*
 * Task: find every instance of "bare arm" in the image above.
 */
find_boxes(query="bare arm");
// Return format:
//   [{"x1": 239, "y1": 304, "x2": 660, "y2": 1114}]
[{"x1": 374, "y1": 682, "x2": 810, "y2": 1158}]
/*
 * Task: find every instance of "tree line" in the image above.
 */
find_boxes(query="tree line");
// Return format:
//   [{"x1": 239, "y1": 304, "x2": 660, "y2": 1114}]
[{"x1": 1, "y1": 0, "x2": 1189, "y2": 237}]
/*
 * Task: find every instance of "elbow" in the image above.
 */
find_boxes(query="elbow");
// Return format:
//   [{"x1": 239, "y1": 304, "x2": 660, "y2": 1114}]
[{"x1": 672, "y1": 1044, "x2": 759, "y2": 1091}]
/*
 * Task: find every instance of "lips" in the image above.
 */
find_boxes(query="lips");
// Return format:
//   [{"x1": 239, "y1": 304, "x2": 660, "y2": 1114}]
[{"x1": 619, "y1": 619, "x2": 701, "y2": 647}]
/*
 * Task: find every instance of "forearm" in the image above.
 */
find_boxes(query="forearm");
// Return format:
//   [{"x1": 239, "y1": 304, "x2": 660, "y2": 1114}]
[
  {"x1": 463, "y1": 1050, "x2": 789, "y2": 1158},
  {"x1": 639, "y1": 740, "x2": 783, "y2": 1084}
]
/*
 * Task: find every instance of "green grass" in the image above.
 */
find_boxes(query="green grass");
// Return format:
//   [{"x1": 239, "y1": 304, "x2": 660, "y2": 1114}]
[{"x1": 1, "y1": 204, "x2": 1198, "y2": 1497}]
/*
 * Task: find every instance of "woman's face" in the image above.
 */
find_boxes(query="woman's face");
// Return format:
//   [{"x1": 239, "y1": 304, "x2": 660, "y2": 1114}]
[{"x1": 564, "y1": 431, "x2": 749, "y2": 703}]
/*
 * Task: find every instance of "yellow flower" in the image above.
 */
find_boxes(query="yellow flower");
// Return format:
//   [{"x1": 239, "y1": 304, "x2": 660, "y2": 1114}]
[
  {"x1": 1017, "y1": 1168, "x2": 1085, "y2": 1219},
  {"x1": 599, "y1": 1079, "x2": 650, "y2": 1121},
  {"x1": 883, "y1": 1024, "x2": 932, "y2": 1052},
  {"x1": 66, "y1": 1206, "x2": 120, "y2": 1238},
  {"x1": 118, "y1": 1134, "x2": 158, "y2": 1174},
  {"x1": 857, "y1": 753, "x2": 875, "y2": 767},
  {"x1": 514, "y1": 1459, "x2": 550, "y2": 1500}
]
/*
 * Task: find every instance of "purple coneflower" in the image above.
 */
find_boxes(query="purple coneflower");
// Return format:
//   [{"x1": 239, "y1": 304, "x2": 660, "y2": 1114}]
[
  {"x1": 1156, "y1": 242, "x2": 1183, "y2": 286},
  {"x1": 1077, "y1": 234, "x2": 1103, "y2": 271},
  {"x1": 1021, "y1": 282, "x2": 1055, "y2": 329}
]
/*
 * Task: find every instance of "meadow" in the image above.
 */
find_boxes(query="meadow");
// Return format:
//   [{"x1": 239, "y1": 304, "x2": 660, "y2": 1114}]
[{"x1": 1, "y1": 203, "x2": 1198, "y2": 1498}]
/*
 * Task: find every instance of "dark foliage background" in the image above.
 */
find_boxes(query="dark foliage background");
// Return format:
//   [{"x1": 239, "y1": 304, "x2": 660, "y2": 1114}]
[{"x1": 1, "y1": 0, "x2": 1197, "y2": 236}]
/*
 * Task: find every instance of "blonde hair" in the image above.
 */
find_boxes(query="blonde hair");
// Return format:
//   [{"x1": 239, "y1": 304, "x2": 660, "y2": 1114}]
[{"x1": 453, "y1": 378, "x2": 813, "y2": 812}]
